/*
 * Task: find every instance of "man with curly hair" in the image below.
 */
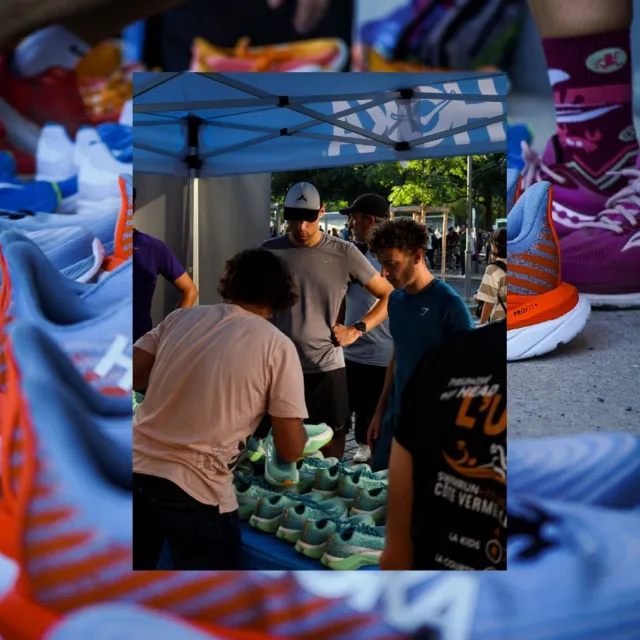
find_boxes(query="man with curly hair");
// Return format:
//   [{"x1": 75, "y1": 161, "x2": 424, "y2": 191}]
[
  {"x1": 368, "y1": 217, "x2": 475, "y2": 471},
  {"x1": 132, "y1": 248, "x2": 308, "y2": 570},
  {"x1": 262, "y1": 182, "x2": 393, "y2": 459}
]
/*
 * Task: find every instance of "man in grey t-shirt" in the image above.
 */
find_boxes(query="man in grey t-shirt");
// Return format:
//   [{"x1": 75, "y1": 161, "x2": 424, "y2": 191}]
[{"x1": 263, "y1": 182, "x2": 393, "y2": 458}]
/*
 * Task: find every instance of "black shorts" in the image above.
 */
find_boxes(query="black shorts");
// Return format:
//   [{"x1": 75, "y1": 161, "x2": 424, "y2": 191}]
[
  {"x1": 346, "y1": 359, "x2": 388, "y2": 441},
  {"x1": 255, "y1": 367, "x2": 350, "y2": 439}
]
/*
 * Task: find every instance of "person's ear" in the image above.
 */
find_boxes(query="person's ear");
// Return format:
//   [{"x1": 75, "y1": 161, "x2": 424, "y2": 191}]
[{"x1": 318, "y1": 206, "x2": 326, "y2": 219}]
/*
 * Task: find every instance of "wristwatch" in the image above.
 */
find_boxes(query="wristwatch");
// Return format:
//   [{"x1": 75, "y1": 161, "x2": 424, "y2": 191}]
[{"x1": 352, "y1": 321, "x2": 367, "y2": 336}]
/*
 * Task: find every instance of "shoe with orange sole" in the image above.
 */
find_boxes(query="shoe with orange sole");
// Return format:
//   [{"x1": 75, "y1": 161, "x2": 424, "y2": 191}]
[
  {"x1": 190, "y1": 37, "x2": 348, "y2": 72},
  {"x1": 102, "y1": 174, "x2": 133, "y2": 272},
  {"x1": 0, "y1": 324, "x2": 385, "y2": 640},
  {"x1": 507, "y1": 181, "x2": 591, "y2": 361}
]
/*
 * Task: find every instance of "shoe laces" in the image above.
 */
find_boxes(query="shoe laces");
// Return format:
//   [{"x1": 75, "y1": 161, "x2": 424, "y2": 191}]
[
  {"x1": 293, "y1": 494, "x2": 324, "y2": 509},
  {"x1": 581, "y1": 166, "x2": 640, "y2": 233},
  {"x1": 520, "y1": 141, "x2": 566, "y2": 190}
]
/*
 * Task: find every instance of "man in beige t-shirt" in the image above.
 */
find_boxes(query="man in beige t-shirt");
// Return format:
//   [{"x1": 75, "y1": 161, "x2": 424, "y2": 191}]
[{"x1": 132, "y1": 248, "x2": 308, "y2": 570}]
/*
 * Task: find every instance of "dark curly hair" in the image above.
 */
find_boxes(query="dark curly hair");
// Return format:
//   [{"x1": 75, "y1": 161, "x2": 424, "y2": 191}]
[
  {"x1": 491, "y1": 228, "x2": 507, "y2": 259},
  {"x1": 218, "y1": 248, "x2": 298, "y2": 311},
  {"x1": 370, "y1": 218, "x2": 428, "y2": 257}
]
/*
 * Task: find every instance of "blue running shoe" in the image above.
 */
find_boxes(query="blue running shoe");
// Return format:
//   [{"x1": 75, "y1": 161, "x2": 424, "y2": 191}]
[
  {"x1": 510, "y1": 433, "x2": 640, "y2": 508},
  {"x1": 1, "y1": 231, "x2": 130, "y2": 303},
  {"x1": 0, "y1": 180, "x2": 61, "y2": 213},
  {"x1": 1, "y1": 240, "x2": 132, "y2": 393},
  {"x1": 0, "y1": 206, "x2": 117, "y2": 255},
  {"x1": 97, "y1": 123, "x2": 133, "y2": 162},
  {"x1": 7, "y1": 322, "x2": 132, "y2": 451},
  {"x1": 0, "y1": 228, "x2": 104, "y2": 283}
]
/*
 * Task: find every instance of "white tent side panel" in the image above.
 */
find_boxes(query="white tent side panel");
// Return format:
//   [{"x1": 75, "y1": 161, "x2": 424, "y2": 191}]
[
  {"x1": 134, "y1": 173, "x2": 190, "y2": 328},
  {"x1": 196, "y1": 173, "x2": 272, "y2": 305}
]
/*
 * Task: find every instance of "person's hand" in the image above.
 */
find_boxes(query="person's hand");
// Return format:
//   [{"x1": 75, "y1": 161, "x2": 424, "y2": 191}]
[
  {"x1": 332, "y1": 323, "x2": 360, "y2": 347},
  {"x1": 367, "y1": 412, "x2": 382, "y2": 452},
  {"x1": 267, "y1": 0, "x2": 330, "y2": 34}
]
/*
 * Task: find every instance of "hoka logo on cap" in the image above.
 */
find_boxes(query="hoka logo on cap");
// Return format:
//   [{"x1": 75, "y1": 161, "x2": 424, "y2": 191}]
[{"x1": 586, "y1": 48, "x2": 628, "y2": 73}]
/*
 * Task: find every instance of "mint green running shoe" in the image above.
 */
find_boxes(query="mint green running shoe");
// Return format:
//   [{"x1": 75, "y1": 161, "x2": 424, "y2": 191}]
[
  {"x1": 338, "y1": 468, "x2": 389, "y2": 507},
  {"x1": 132, "y1": 391, "x2": 144, "y2": 413},
  {"x1": 234, "y1": 475, "x2": 287, "y2": 520},
  {"x1": 276, "y1": 495, "x2": 348, "y2": 544},
  {"x1": 248, "y1": 492, "x2": 304, "y2": 533},
  {"x1": 247, "y1": 436, "x2": 266, "y2": 463},
  {"x1": 321, "y1": 524, "x2": 386, "y2": 570},
  {"x1": 234, "y1": 460, "x2": 254, "y2": 479},
  {"x1": 264, "y1": 434, "x2": 300, "y2": 488},
  {"x1": 297, "y1": 456, "x2": 340, "y2": 493},
  {"x1": 302, "y1": 423, "x2": 334, "y2": 456},
  {"x1": 350, "y1": 485, "x2": 388, "y2": 524},
  {"x1": 313, "y1": 461, "x2": 370, "y2": 497},
  {"x1": 294, "y1": 513, "x2": 375, "y2": 559}
]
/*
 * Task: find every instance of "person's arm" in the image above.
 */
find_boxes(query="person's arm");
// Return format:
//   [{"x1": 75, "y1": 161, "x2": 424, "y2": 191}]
[
  {"x1": 332, "y1": 245, "x2": 393, "y2": 346},
  {"x1": 380, "y1": 439, "x2": 414, "y2": 570},
  {"x1": 133, "y1": 347, "x2": 156, "y2": 392},
  {"x1": 265, "y1": 337, "x2": 308, "y2": 462},
  {"x1": 174, "y1": 272, "x2": 198, "y2": 309},
  {"x1": 479, "y1": 301, "x2": 495, "y2": 325}
]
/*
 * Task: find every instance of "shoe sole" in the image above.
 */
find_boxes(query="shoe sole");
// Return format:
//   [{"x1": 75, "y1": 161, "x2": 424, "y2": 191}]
[
  {"x1": 264, "y1": 465, "x2": 298, "y2": 489},
  {"x1": 302, "y1": 430, "x2": 334, "y2": 455},
  {"x1": 349, "y1": 505, "x2": 386, "y2": 524},
  {"x1": 320, "y1": 551, "x2": 381, "y2": 570},
  {"x1": 295, "y1": 539, "x2": 326, "y2": 558},
  {"x1": 584, "y1": 292, "x2": 640, "y2": 310},
  {"x1": 507, "y1": 295, "x2": 591, "y2": 361},
  {"x1": 0, "y1": 98, "x2": 41, "y2": 153},
  {"x1": 275, "y1": 526, "x2": 301, "y2": 544},
  {"x1": 248, "y1": 514, "x2": 281, "y2": 533}
]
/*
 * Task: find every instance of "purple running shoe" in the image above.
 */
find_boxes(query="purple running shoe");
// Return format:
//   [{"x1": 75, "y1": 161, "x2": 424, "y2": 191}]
[{"x1": 559, "y1": 155, "x2": 640, "y2": 308}]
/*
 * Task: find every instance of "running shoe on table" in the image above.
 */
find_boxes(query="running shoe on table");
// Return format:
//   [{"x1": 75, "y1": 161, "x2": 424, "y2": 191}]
[
  {"x1": 276, "y1": 495, "x2": 348, "y2": 544},
  {"x1": 559, "y1": 156, "x2": 640, "y2": 309},
  {"x1": 190, "y1": 37, "x2": 348, "y2": 72},
  {"x1": 338, "y1": 469, "x2": 389, "y2": 508},
  {"x1": 247, "y1": 436, "x2": 267, "y2": 463},
  {"x1": 298, "y1": 456, "x2": 339, "y2": 493},
  {"x1": 249, "y1": 491, "x2": 323, "y2": 534},
  {"x1": 350, "y1": 486, "x2": 388, "y2": 524},
  {"x1": 0, "y1": 238, "x2": 132, "y2": 394},
  {"x1": 507, "y1": 181, "x2": 591, "y2": 360},
  {"x1": 321, "y1": 523, "x2": 386, "y2": 571},
  {"x1": 235, "y1": 475, "x2": 293, "y2": 521},
  {"x1": 0, "y1": 231, "x2": 130, "y2": 301},
  {"x1": 294, "y1": 513, "x2": 375, "y2": 559},
  {"x1": 510, "y1": 433, "x2": 640, "y2": 508},
  {"x1": 0, "y1": 30, "x2": 133, "y2": 146},
  {"x1": 0, "y1": 179, "x2": 63, "y2": 213},
  {"x1": 313, "y1": 460, "x2": 370, "y2": 498}
]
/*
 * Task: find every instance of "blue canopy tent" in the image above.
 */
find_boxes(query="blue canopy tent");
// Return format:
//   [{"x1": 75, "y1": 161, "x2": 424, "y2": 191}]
[{"x1": 133, "y1": 71, "x2": 507, "y2": 299}]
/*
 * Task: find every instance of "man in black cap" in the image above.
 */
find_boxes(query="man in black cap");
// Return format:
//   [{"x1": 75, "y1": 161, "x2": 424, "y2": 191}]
[
  {"x1": 262, "y1": 183, "x2": 393, "y2": 459},
  {"x1": 340, "y1": 194, "x2": 394, "y2": 463}
]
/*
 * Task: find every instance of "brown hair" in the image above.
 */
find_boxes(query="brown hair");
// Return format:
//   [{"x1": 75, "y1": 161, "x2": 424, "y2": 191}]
[{"x1": 491, "y1": 228, "x2": 506, "y2": 259}]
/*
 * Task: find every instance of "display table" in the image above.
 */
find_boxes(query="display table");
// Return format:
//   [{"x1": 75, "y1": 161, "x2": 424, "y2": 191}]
[{"x1": 156, "y1": 524, "x2": 380, "y2": 571}]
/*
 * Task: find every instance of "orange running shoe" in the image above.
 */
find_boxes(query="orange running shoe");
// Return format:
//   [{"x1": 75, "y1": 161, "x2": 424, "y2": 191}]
[
  {"x1": 507, "y1": 181, "x2": 591, "y2": 361},
  {"x1": 190, "y1": 37, "x2": 348, "y2": 72}
]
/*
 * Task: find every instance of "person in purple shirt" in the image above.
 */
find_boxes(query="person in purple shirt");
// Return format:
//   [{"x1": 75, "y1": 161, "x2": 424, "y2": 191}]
[{"x1": 133, "y1": 187, "x2": 198, "y2": 342}]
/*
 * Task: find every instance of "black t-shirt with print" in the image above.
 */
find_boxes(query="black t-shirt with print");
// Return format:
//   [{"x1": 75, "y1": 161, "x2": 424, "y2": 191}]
[{"x1": 395, "y1": 321, "x2": 507, "y2": 571}]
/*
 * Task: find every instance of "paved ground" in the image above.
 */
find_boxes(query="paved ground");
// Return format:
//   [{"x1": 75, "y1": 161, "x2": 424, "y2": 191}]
[{"x1": 508, "y1": 95, "x2": 640, "y2": 439}]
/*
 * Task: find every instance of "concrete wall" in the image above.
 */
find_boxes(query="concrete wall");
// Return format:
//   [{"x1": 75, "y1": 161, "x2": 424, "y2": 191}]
[
  {"x1": 133, "y1": 173, "x2": 190, "y2": 328},
  {"x1": 134, "y1": 172, "x2": 272, "y2": 327}
]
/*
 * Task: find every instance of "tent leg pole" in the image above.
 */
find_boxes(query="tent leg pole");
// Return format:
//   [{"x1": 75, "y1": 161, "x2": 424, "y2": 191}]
[
  {"x1": 190, "y1": 168, "x2": 200, "y2": 304},
  {"x1": 465, "y1": 155, "x2": 473, "y2": 302}
]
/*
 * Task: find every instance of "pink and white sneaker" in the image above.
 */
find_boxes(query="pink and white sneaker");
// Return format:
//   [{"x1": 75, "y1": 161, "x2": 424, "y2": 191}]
[
  {"x1": 521, "y1": 136, "x2": 638, "y2": 238},
  {"x1": 559, "y1": 156, "x2": 640, "y2": 309}
]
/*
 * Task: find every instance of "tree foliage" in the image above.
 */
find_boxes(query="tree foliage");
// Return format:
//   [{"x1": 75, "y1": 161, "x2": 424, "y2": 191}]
[{"x1": 271, "y1": 154, "x2": 506, "y2": 229}]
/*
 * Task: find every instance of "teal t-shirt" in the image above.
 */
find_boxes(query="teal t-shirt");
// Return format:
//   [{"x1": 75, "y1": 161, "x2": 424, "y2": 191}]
[{"x1": 387, "y1": 279, "x2": 475, "y2": 422}]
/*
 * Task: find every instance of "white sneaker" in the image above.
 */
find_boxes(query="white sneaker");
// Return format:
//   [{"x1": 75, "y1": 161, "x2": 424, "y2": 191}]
[
  {"x1": 35, "y1": 124, "x2": 75, "y2": 183},
  {"x1": 353, "y1": 443, "x2": 371, "y2": 463},
  {"x1": 77, "y1": 141, "x2": 132, "y2": 216},
  {"x1": 74, "y1": 126, "x2": 101, "y2": 170},
  {"x1": 119, "y1": 99, "x2": 133, "y2": 126}
]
